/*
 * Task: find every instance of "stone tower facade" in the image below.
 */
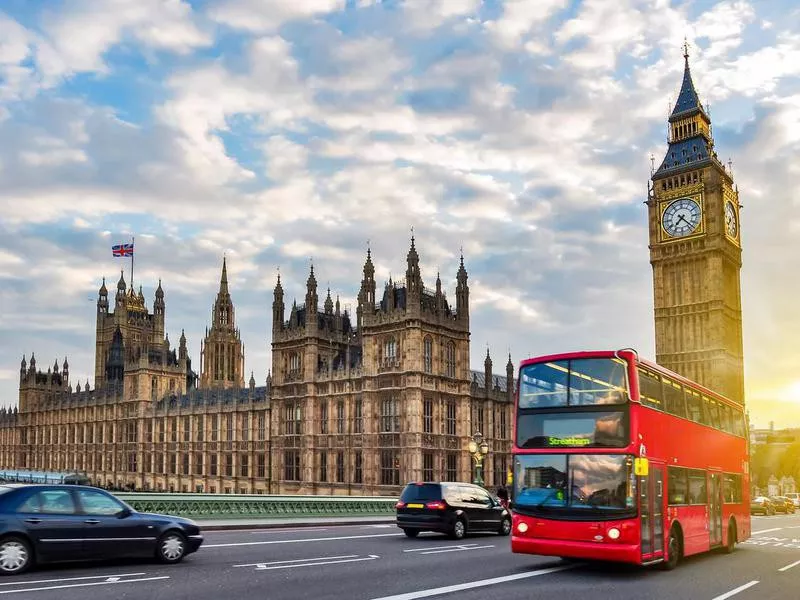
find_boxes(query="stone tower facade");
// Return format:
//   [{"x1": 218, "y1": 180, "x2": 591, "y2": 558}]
[
  {"x1": 648, "y1": 46, "x2": 745, "y2": 404},
  {"x1": 200, "y1": 257, "x2": 245, "y2": 389},
  {"x1": 269, "y1": 236, "x2": 511, "y2": 495}
]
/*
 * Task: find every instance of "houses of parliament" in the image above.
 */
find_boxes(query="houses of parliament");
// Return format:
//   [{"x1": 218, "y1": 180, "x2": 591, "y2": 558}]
[
  {"x1": 0, "y1": 48, "x2": 746, "y2": 495},
  {"x1": 0, "y1": 239, "x2": 515, "y2": 495}
]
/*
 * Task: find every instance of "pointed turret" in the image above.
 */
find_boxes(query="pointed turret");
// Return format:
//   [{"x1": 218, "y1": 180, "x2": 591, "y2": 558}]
[
  {"x1": 273, "y1": 271, "x2": 285, "y2": 333},
  {"x1": 116, "y1": 270, "x2": 126, "y2": 306},
  {"x1": 29, "y1": 353, "x2": 36, "y2": 372},
  {"x1": 200, "y1": 256, "x2": 244, "y2": 389},
  {"x1": 97, "y1": 277, "x2": 109, "y2": 314},
  {"x1": 105, "y1": 325, "x2": 125, "y2": 383},
  {"x1": 506, "y1": 353, "x2": 514, "y2": 402},
  {"x1": 306, "y1": 262, "x2": 318, "y2": 317},
  {"x1": 19, "y1": 355, "x2": 26, "y2": 383},
  {"x1": 655, "y1": 42, "x2": 718, "y2": 178},
  {"x1": 154, "y1": 278, "x2": 165, "y2": 321},
  {"x1": 324, "y1": 287, "x2": 334, "y2": 314},
  {"x1": 670, "y1": 42, "x2": 707, "y2": 121},
  {"x1": 405, "y1": 230, "x2": 422, "y2": 299},
  {"x1": 456, "y1": 251, "x2": 469, "y2": 325},
  {"x1": 484, "y1": 348, "x2": 492, "y2": 398},
  {"x1": 249, "y1": 371, "x2": 256, "y2": 391},
  {"x1": 358, "y1": 245, "x2": 376, "y2": 330},
  {"x1": 220, "y1": 255, "x2": 229, "y2": 293}
]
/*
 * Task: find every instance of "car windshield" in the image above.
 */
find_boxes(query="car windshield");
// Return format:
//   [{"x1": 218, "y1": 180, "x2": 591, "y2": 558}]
[
  {"x1": 518, "y1": 358, "x2": 629, "y2": 408},
  {"x1": 513, "y1": 454, "x2": 636, "y2": 519}
]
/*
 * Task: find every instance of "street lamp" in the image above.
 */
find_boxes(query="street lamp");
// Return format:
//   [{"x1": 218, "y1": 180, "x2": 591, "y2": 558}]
[{"x1": 468, "y1": 431, "x2": 489, "y2": 487}]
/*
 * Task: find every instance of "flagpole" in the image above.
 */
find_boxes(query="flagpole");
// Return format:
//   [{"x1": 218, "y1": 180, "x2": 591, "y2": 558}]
[{"x1": 131, "y1": 236, "x2": 135, "y2": 289}]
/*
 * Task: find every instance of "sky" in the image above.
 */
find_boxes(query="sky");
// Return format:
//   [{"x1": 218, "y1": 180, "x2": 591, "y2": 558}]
[{"x1": 0, "y1": 0, "x2": 799, "y2": 429}]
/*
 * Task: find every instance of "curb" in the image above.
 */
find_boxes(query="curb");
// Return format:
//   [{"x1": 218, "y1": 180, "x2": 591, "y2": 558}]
[{"x1": 198, "y1": 518, "x2": 396, "y2": 531}]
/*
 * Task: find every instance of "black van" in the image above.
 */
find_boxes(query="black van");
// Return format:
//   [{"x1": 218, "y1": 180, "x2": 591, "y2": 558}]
[{"x1": 396, "y1": 482, "x2": 511, "y2": 539}]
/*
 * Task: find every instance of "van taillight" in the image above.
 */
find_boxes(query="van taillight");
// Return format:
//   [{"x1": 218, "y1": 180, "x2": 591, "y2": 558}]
[
  {"x1": 425, "y1": 501, "x2": 446, "y2": 510},
  {"x1": 395, "y1": 501, "x2": 406, "y2": 509}
]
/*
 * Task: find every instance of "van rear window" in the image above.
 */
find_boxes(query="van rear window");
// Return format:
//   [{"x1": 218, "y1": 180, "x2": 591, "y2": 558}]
[{"x1": 400, "y1": 484, "x2": 441, "y2": 502}]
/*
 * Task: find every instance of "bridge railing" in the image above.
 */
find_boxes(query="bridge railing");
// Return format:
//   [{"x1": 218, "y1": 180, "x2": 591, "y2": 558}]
[{"x1": 115, "y1": 492, "x2": 398, "y2": 520}]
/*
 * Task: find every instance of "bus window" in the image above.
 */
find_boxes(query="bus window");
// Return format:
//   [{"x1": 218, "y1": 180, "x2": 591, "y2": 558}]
[
  {"x1": 519, "y1": 361, "x2": 569, "y2": 408},
  {"x1": 688, "y1": 469, "x2": 707, "y2": 504},
  {"x1": 685, "y1": 390, "x2": 703, "y2": 423},
  {"x1": 723, "y1": 474, "x2": 742, "y2": 503},
  {"x1": 668, "y1": 467, "x2": 688, "y2": 504},
  {"x1": 704, "y1": 396, "x2": 721, "y2": 429},
  {"x1": 663, "y1": 379, "x2": 686, "y2": 418},
  {"x1": 719, "y1": 404, "x2": 733, "y2": 434},
  {"x1": 637, "y1": 368, "x2": 663, "y2": 410}
]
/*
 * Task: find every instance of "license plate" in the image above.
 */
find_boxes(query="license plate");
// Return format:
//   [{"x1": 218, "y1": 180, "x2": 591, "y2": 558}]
[{"x1": 407, "y1": 503, "x2": 424, "y2": 508}]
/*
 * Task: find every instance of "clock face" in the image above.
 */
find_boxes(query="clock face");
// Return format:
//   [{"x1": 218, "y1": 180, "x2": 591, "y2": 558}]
[
  {"x1": 662, "y1": 197, "x2": 702, "y2": 238},
  {"x1": 725, "y1": 201, "x2": 738, "y2": 238}
]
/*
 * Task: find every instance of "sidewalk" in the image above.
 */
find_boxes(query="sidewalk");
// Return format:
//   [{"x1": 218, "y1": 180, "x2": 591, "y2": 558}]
[{"x1": 195, "y1": 515, "x2": 396, "y2": 531}]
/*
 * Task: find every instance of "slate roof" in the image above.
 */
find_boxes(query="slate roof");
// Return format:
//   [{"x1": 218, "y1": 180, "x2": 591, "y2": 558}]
[
  {"x1": 470, "y1": 370, "x2": 509, "y2": 393},
  {"x1": 654, "y1": 135, "x2": 712, "y2": 176},
  {"x1": 670, "y1": 60, "x2": 707, "y2": 120}
]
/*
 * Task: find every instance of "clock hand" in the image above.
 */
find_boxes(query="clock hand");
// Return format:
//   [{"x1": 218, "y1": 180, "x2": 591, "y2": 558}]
[{"x1": 676, "y1": 214, "x2": 691, "y2": 227}]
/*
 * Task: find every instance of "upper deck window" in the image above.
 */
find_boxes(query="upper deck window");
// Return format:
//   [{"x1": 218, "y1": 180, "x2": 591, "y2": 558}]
[{"x1": 519, "y1": 358, "x2": 628, "y2": 409}]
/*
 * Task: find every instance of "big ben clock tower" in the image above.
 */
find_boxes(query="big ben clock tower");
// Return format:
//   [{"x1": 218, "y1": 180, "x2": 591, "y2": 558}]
[{"x1": 648, "y1": 44, "x2": 745, "y2": 405}]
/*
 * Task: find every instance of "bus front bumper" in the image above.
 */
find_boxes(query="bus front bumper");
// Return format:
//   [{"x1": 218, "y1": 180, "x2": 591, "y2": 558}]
[{"x1": 511, "y1": 535, "x2": 641, "y2": 564}]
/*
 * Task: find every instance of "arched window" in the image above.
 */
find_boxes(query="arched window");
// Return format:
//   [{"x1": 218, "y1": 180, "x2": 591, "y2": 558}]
[
  {"x1": 423, "y1": 336, "x2": 433, "y2": 373},
  {"x1": 289, "y1": 353, "x2": 301, "y2": 374},
  {"x1": 445, "y1": 342, "x2": 456, "y2": 378},
  {"x1": 151, "y1": 377, "x2": 157, "y2": 400}
]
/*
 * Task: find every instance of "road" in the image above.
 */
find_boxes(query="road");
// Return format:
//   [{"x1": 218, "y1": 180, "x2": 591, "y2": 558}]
[{"x1": 3, "y1": 513, "x2": 800, "y2": 599}]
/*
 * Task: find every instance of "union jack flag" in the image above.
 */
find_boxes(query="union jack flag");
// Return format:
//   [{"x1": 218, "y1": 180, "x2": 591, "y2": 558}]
[{"x1": 112, "y1": 243, "x2": 134, "y2": 257}]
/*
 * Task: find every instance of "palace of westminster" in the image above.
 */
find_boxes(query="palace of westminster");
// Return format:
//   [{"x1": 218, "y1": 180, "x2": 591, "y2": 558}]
[{"x1": 0, "y1": 49, "x2": 746, "y2": 495}]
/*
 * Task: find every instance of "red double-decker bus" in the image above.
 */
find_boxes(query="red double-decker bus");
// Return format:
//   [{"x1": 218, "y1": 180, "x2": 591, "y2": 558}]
[{"x1": 510, "y1": 349, "x2": 750, "y2": 569}]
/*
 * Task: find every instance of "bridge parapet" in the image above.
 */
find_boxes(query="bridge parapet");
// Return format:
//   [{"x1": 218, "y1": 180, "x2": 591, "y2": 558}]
[{"x1": 115, "y1": 492, "x2": 398, "y2": 519}]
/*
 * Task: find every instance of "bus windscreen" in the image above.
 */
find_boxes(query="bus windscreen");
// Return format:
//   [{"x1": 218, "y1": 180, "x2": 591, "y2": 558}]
[
  {"x1": 513, "y1": 453, "x2": 636, "y2": 519},
  {"x1": 518, "y1": 358, "x2": 628, "y2": 408}
]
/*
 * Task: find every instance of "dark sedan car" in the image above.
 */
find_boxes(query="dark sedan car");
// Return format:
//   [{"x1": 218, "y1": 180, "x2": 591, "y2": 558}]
[
  {"x1": 0, "y1": 484, "x2": 203, "y2": 575},
  {"x1": 396, "y1": 481, "x2": 511, "y2": 539}
]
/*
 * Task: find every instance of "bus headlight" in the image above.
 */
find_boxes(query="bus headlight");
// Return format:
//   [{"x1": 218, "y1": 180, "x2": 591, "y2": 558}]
[
  {"x1": 607, "y1": 527, "x2": 620, "y2": 540},
  {"x1": 517, "y1": 522, "x2": 529, "y2": 533}
]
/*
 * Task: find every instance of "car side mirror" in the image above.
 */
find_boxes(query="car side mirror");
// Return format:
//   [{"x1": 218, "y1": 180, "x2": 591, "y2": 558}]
[{"x1": 116, "y1": 507, "x2": 132, "y2": 519}]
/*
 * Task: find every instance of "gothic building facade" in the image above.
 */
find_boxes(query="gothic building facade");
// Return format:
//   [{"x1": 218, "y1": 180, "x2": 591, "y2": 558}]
[
  {"x1": 648, "y1": 47, "x2": 745, "y2": 405},
  {"x1": 0, "y1": 239, "x2": 514, "y2": 495}
]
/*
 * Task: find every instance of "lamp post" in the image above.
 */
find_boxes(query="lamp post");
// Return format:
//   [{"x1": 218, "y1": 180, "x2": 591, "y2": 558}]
[{"x1": 468, "y1": 431, "x2": 489, "y2": 487}]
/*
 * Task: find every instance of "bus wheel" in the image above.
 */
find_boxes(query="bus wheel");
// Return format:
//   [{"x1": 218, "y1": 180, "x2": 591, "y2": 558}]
[
  {"x1": 723, "y1": 521, "x2": 737, "y2": 554},
  {"x1": 661, "y1": 526, "x2": 682, "y2": 570}
]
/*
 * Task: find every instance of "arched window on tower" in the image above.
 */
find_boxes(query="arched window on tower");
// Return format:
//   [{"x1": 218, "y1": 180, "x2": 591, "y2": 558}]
[
  {"x1": 423, "y1": 336, "x2": 433, "y2": 373},
  {"x1": 151, "y1": 377, "x2": 157, "y2": 400},
  {"x1": 289, "y1": 353, "x2": 301, "y2": 375},
  {"x1": 445, "y1": 342, "x2": 456, "y2": 378}
]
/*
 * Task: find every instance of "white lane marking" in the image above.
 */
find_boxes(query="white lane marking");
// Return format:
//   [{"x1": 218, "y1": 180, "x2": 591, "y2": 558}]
[
  {"x1": 368, "y1": 564, "x2": 577, "y2": 600},
  {"x1": 234, "y1": 554, "x2": 359, "y2": 567},
  {"x1": 752, "y1": 528, "x2": 784, "y2": 535},
  {"x1": 371, "y1": 524, "x2": 394, "y2": 528},
  {"x1": 419, "y1": 545, "x2": 494, "y2": 555},
  {"x1": 255, "y1": 555, "x2": 379, "y2": 570},
  {"x1": 204, "y1": 532, "x2": 402, "y2": 548},
  {"x1": 0, "y1": 576, "x2": 169, "y2": 595},
  {"x1": 0, "y1": 573, "x2": 147, "y2": 587},
  {"x1": 249, "y1": 527, "x2": 329, "y2": 534},
  {"x1": 404, "y1": 544, "x2": 482, "y2": 553},
  {"x1": 105, "y1": 577, "x2": 121, "y2": 583},
  {"x1": 778, "y1": 559, "x2": 800, "y2": 572},
  {"x1": 710, "y1": 581, "x2": 759, "y2": 600}
]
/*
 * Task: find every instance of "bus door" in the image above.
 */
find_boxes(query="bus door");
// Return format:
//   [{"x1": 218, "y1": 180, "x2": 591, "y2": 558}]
[
  {"x1": 708, "y1": 471, "x2": 723, "y2": 546},
  {"x1": 639, "y1": 461, "x2": 665, "y2": 560}
]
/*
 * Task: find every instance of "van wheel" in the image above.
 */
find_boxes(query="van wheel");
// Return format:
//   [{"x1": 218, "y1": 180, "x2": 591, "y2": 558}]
[
  {"x1": 498, "y1": 517, "x2": 511, "y2": 536},
  {"x1": 723, "y1": 521, "x2": 737, "y2": 554},
  {"x1": 403, "y1": 529, "x2": 419, "y2": 538},
  {"x1": 450, "y1": 519, "x2": 466, "y2": 540}
]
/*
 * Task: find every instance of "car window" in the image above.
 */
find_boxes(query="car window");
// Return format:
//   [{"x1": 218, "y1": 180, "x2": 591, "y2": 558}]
[
  {"x1": 473, "y1": 488, "x2": 494, "y2": 506},
  {"x1": 17, "y1": 490, "x2": 77, "y2": 515},
  {"x1": 77, "y1": 489, "x2": 126, "y2": 515}
]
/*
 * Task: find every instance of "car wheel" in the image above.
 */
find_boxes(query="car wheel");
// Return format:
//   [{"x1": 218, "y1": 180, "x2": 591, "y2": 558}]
[
  {"x1": 661, "y1": 527, "x2": 681, "y2": 571},
  {"x1": 498, "y1": 518, "x2": 511, "y2": 536},
  {"x1": 0, "y1": 536, "x2": 33, "y2": 575},
  {"x1": 156, "y1": 531, "x2": 187, "y2": 564},
  {"x1": 403, "y1": 529, "x2": 420, "y2": 538},
  {"x1": 450, "y1": 519, "x2": 466, "y2": 540}
]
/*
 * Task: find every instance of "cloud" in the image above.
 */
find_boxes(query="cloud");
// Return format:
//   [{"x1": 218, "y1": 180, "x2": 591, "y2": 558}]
[
  {"x1": 209, "y1": 0, "x2": 345, "y2": 33},
  {"x1": 0, "y1": 0, "x2": 799, "y2": 432}
]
